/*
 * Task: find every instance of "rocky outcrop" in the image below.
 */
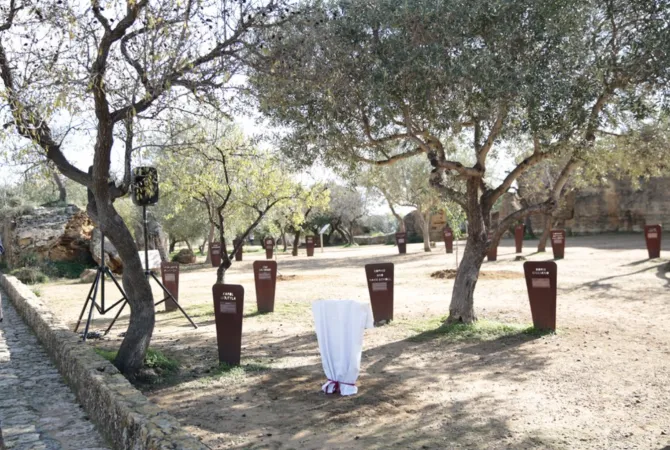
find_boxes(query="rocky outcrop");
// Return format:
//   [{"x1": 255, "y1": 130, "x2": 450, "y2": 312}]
[
  {"x1": 500, "y1": 177, "x2": 670, "y2": 234},
  {"x1": 557, "y1": 177, "x2": 670, "y2": 233},
  {"x1": 403, "y1": 210, "x2": 444, "y2": 242},
  {"x1": 134, "y1": 211, "x2": 169, "y2": 262},
  {"x1": 89, "y1": 228, "x2": 123, "y2": 273},
  {"x1": 1, "y1": 205, "x2": 94, "y2": 269},
  {"x1": 172, "y1": 248, "x2": 196, "y2": 264}
]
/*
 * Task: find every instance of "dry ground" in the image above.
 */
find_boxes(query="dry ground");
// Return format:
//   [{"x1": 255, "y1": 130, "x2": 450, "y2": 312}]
[{"x1": 40, "y1": 234, "x2": 670, "y2": 450}]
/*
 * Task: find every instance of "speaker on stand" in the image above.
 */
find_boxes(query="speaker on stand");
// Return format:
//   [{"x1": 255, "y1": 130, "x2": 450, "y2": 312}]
[{"x1": 105, "y1": 167, "x2": 197, "y2": 332}]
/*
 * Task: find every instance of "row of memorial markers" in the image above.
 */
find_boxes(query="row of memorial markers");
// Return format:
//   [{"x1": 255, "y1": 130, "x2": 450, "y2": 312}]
[{"x1": 157, "y1": 225, "x2": 662, "y2": 366}]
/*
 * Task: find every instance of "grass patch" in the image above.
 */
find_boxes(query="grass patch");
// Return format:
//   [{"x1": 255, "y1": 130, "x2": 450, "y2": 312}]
[
  {"x1": 402, "y1": 317, "x2": 550, "y2": 343},
  {"x1": 165, "y1": 300, "x2": 311, "y2": 322},
  {"x1": 243, "y1": 247, "x2": 264, "y2": 253},
  {"x1": 11, "y1": 267, "x2": 49, "y2": 284},
  {"x1": 203, "y1": 362, "x2": 271, "y2": 383},
  {"x1": 93, "y1": 348, "x2": 180, "y2": 376},
  {"x1": 94, "y1": 348, "x2": 117, "y2": 362}
]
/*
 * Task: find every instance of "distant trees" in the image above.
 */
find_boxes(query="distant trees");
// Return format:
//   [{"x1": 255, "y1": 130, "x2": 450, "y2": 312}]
[
  {"x1": 156, "y1": 121, "x2": 301, "y2": 283},
  {"x1": 250, "y1": 0, "x2": 670, "y2": 324}
]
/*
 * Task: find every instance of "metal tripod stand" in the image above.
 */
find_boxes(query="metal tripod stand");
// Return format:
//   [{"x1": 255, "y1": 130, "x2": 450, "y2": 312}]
[
  {"x1": 103, "y1": 206, "x2": 198, "y2": 333},
  {"x1": 74, "y1": 233, "x2": 129, "y2": 341}
]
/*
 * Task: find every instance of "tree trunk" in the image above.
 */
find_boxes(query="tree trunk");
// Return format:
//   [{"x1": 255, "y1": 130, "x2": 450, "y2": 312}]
[
  {"x1": 446, "y1": 178, "x2": 489, "y2": 324},
  {"x1": 280, "y1": 227, "x2": 288, "y2": 252},
  {"x1": 381, "y1": 190, "x2": 405, "y2": 232},
  {"x1": 448, "y1": 234, "x2": 487, "y2": 323},
  {"x1": 346, "y1": 224, "x2": 355, "y2": 245},
  {"x1": 169, "y1": 238, "x2": 176, "y2": 253},
  {"x1": 185, "y1": 240, "x2": 192, "y2": 251},
  {"x1": 97, "y1": 205, "x2": 154, "y2": 376},
  {"x1": 292, "y1": 230, "x2": 301, "y2": 256},
  {"x1": 538, "y1": 214, "x2": 552, "y2": 252},
  {"x1": 204, "y1": 223, "x2": 215, "y2": 264},
  {"x1": 51, "y1": 170, "x2": 67, "y2": 203},
  {"x1": 421, "y1": 211, "x2": 432, "y2": 252},
  {"x1": 524, "y1": 215, "x2": 535, "y2": 239}
]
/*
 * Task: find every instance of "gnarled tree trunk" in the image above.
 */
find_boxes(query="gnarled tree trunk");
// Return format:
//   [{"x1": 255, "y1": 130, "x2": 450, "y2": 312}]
[
  {"x1": 421, "y1": 211, "x2": 432, "y2": 252},
  {"x1": 446, "y1": 178, "x2": 490, "y2": 324},
  {"x1": 204, "y1": 223, "x2": 215, "y2": 264},
  {"x1": 449, "y1": 233, "x2": 487, "y2": 323},
  {"x1": 538, "y1": 213, "x2": 552, "y2": 252},
  {"x1": 93, "y1": 200, "x2": 154, "y2": 376},
  {"x1": 51, "y1": 170, "x2": 67, "y2": 203},
  {"x1": 292, "y1": 230, "x2": 301, "y2": 256}
]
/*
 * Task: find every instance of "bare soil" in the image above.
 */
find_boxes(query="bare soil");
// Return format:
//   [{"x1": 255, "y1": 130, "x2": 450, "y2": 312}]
[
  {"x1": 40, "y1": 234, "x2": 670, "y2": 450},
  {"x1": 430, "y1": 269, "x2": 524, "y2": 280}
]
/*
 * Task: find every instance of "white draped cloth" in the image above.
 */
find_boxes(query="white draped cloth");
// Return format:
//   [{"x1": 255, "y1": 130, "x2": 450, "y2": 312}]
[{"x1": 312, "y1": 299, "x2": 374, "y2": 396}]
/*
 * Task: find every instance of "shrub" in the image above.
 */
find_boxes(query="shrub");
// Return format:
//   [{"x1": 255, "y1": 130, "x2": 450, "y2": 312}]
[
  {"x1": 43, "y1": 261, "x2": 94, "y2": 279},
  {"x1": 10, "y1": 267, "x2": 49, "y2": 284}
]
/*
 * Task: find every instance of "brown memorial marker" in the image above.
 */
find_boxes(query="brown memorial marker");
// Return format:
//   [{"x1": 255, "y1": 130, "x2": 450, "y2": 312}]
[
  {"x1": 515, "y1": 224, "x2": 525, "y2": 253},
  {"x1": 550, "y1": 229, "x2": 566, "y2": 259},
  {"x1": 365, "y1": 263, "x2": 394, "y2": 323},
  {"x1": 487, "y1": 232, "x2": 498, "y2": 262},
  {"x1": 212, "y1": 284, "x2": 244, "y2": 366},
  {"x1": 395, "y1": 232, "x2": 407, "y2": 254},
  {"x1": 644, "y1": 225, "x2": 662, "y2": 259},
  {"x1": 523, "y1": 261, "x2": 557, "y2": 331},
  {"x1": 253, "y1": 260, "x2": 277, "y2": 313},
  {"x1": 210, "y1": 242, "x2": 222, "y2": 268},
  {"x1": 443, "y1": 227, "x2": 454, "y2": 254},
  {"x1": 264, "y1": 237, "x2": 275, "y2": 259},
  {"x1": 160, "y1": 262, "x2": 180, "y2": 312},
  {"x1": 233, "y1": 239, "x2": 243, "y2": 262},
  {"x1": 306, "y1": 236, "x2": 315, "y2": 257}
]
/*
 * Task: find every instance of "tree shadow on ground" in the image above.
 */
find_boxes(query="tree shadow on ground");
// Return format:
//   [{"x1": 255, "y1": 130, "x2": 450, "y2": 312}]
[
  {"x1": 566, "y1": 262, "x2": 668, "y2": 294},
  {"x1": 145, "y1": 323, "x2": 553, "y2": 449},
  {"x1": 656, "y1": 262, "x2": 670, "y2": 287},
  {"x1": 267, "y1": 250, "x2": 445, "y2": 272}
]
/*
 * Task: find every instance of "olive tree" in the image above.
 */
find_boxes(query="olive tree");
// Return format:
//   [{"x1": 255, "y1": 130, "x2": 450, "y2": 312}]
[
  {"x1": 250, "y1": 0, "x2": 670, "y2": 323},
  {"x1": 157, "y1": 121, "x2": 301, "y2": 283},
  {"x1": 0, "y1": 0, "x2": 294, "y2": 375}
]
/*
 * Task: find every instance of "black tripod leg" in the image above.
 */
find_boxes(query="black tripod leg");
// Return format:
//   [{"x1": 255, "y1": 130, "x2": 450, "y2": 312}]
[
  {"x1": 75, "y1": 269, "x2": 101, "y2": 333},
  {"x1": 104, "y1": 300, "x2": 127, "y2": 336},
  {"x1": 105, "y1": 268, "x2": 128, "y2": 300},
  {"x1": 150, "y1": 272, "x2": 197, "y2": 329},
  {"x1": 81, "y1": 285, "x2": 98, "y2": 342}
]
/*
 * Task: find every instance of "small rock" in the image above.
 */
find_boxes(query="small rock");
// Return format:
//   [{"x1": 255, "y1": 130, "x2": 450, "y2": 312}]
[{"x1": 79, "y1": 268, "x2": 98, "y2": 283}]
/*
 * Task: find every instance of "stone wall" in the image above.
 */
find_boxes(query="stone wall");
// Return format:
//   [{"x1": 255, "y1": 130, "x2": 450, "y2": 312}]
[
  {"x1": 0, "y1": 273, "x2": 207, "y2": 450},
  {"x1": 501, "y1": 177, "x2": 670, "y2": 234},
  {"x1": 353, "y1": 233, "x2": 395, "y2": 245},
  {"x1": 1, "y1": 205, "x2": 94, "y2": 269},
  {"x1": 403, "y1": 210, "x2": 444, "y2": 242}
]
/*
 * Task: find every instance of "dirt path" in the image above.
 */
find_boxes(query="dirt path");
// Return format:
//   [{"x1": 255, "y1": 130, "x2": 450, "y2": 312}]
[{"x1": 40, "y1": 234, "x2": 670, "y2": 449}]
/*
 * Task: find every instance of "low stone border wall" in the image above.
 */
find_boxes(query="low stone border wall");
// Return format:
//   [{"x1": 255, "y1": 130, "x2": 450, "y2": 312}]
[
  {"x1": 353, "y1": 233, "x2": 395, "y2": 245},
  {"x1": 0, "y1": 274, "x2": 206, "y2": 450}
]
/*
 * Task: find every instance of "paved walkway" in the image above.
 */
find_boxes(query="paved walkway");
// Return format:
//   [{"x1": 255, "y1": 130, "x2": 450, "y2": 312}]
[{"x1": 0, "y1": 289, "x2": 110, "y2": 450}]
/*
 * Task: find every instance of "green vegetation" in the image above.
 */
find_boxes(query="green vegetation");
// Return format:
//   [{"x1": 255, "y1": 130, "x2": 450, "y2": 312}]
[
  {"x1": 203, "y1": 362, "x2": 271, "y2": 383},
  {"x1": 10, "y1": 267, "x2": 49, "y2": 285},
  {"x1": 402, "y1": 318, "x2": 551, "y2": 343},
  {"x1": 94, "y1": 348, "x2": 180, "y2": 376},
  {"x1": 166, "y1": 300, "x2": 311, "y2": 322},
  {"x1": 43, "y1": 261, "x2": 94, "y2": 279}
]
